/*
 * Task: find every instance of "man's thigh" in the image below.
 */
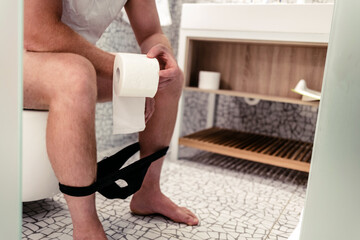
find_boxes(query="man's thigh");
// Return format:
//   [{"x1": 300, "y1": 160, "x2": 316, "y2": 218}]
[{"x1": 23, "y1": 51, "x2": 101, "y2": 109}]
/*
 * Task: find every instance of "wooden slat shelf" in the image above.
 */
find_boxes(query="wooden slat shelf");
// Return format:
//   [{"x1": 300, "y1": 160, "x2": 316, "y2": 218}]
[
  {"x1": 179, "y1": 127, "x2": 313, "y2": 172},
  {"x1": 184, "y1": 87, "x2": 320, "y2": 107}
]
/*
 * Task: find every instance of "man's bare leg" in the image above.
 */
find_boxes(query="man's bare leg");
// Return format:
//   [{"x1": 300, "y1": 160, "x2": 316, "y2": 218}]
[
  {"x1": 97, "y1": 66, "x2": 199, "y2": 225},
  {"x1": 24, "y1": 51, "x2": 106, "y2": 239},
  {"x1": 131, "y1": 80, "x2": 199, "y2": 226},
  {"x1": 97, "y1": 62, "x2": 199, "y2": 225}
]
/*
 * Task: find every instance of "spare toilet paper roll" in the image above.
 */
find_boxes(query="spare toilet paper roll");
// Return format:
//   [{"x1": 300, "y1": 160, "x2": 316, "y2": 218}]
[
  {"x1": 112, "y1": 53, "x2": 160, "y2": 134},
  {"x1": 198, "y1": 71, "x2": 221, "y2": 90}
]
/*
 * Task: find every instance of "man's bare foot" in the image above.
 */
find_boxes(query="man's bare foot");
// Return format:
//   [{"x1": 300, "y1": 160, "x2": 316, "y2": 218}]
[
  {"x1": 71, "y1": 212, "x2": 107, "y2": 240},
  {"x1": 130, "y1": 190, "x2": 199, "y2": 226},
  {"x1": 73, "y1": 219, "x2": 107, "y2": 240},
  {"x1": 64, "y1": 194, "x2": 107, "y2": 240}
]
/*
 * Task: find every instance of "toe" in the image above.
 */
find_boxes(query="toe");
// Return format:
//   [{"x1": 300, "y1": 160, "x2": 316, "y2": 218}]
[
  {"x1": 179, "y1": 207, "x2": 199, "y2": 226},
  {"x1": 182, "y1": 207, "x2": 198, "y2": 219}
]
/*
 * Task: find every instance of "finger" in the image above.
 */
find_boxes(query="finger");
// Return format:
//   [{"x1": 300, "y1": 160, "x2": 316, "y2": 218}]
[
  {"x1": 159, "y1": 78, "x2": 172, "y2": 84},
  {"x1": 159, "y1": 68, "x2": 177, "y2": 78},
  {"x1": 158, "y1": 78, "x2": 172, "y2": 91},
  {"x1": 147, "y1": 44, "x2": 167, "y2": 58},
  {"x1": 148, "y1": 46, "x2": 177, "y2": 67}
]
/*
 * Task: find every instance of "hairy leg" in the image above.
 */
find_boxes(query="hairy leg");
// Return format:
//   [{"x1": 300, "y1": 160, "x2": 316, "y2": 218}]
[
  {"x1": 91, "y1": 58, "x2": 199, "y2": 225},
  {"x1": 130, "y1": 78, "x2": 198, "y2": 225},
  {"x1": 130, "y1": 78, "x2": 199, "y2": 225},
  {"x1": 24, "y1": 51, "x2": 106, "y2": 240}
]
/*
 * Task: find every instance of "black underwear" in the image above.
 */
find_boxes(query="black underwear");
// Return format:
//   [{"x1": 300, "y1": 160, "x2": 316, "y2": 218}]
[{"x1": 58, "y1": 142, "x2": 168, "y2": 199}]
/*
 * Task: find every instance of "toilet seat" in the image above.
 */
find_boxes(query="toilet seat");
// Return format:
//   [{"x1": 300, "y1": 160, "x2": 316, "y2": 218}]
[{"x1": 22, "y1": 110, "x2": 59, "y2": 202}]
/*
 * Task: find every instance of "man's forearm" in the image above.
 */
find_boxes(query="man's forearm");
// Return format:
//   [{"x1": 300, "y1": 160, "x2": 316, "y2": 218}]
[
  {"x1": 139, "y1": 33, "x2": 173, "y2": 55},
  {"x1": 25, "y1": 21, "x2": 115, "y2": 80}
]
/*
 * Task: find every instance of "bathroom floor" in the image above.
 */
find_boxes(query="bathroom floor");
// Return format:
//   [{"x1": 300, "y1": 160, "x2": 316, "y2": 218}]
[{"x1": 22, "y1": 146, "x2": 308, "y2": 240}]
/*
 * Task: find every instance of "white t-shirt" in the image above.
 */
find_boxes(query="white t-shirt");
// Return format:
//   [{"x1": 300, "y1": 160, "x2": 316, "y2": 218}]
[{"x1": 61, "y1": 0, "x2": 128, "y2": 44}]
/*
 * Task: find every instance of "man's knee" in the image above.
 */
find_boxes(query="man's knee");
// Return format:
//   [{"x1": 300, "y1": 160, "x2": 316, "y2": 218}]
[
  {"x1": 158, "y1": 69, "x2": 184, "y2": 100},
  {"x1": 55, "y1": 54, "x2": 97, "y2": 105}
]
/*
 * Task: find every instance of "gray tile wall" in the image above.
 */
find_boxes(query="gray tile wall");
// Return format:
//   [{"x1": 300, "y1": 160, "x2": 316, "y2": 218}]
[
  {"x1": 95, "y1": 0, "x2": 329, "y2": 151},
  {"x1": 181, "y1": 92, "x2": 318, "y2": 143}
]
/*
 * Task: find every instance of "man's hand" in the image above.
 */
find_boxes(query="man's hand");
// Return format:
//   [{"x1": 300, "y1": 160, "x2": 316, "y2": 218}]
[
  {"x1": 144, "y1": 44, "x2": 184, "y2": 123},
  {"x1": 147, "y1": 44, "x2": 184, "y2": 91}
]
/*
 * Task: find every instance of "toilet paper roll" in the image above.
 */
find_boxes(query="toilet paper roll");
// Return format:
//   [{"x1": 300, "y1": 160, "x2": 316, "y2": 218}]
[
  {"x1": 198, "y1": 71, "x2": 221, "y2": 90},
  {"x1": 113, "y1": 53, "x2": 159, "y2": 97},
  {"x1": 112, "y1": 53, "x2": 160, "y2": 134}
]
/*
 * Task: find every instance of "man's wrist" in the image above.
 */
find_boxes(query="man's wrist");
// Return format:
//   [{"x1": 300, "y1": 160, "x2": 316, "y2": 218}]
[{"x1": 140, "y1": 33, "x2": 173, "y2": 55}]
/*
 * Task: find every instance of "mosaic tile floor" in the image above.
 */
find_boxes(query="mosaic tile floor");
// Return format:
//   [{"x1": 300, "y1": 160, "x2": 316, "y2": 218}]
[{"x1": 23, "y1": 146, "x2": 308, "y2": 240}]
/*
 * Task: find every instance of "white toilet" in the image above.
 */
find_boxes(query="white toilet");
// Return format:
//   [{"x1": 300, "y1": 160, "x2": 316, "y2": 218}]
[{"x1": 22, "y1": 110, "x2": 59, "y2": 202}]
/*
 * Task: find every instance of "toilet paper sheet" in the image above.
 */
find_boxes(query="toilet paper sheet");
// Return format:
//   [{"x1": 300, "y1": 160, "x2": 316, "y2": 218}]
[{"x1": 112, "y1": 53, "x2": 159, "y2": 134}]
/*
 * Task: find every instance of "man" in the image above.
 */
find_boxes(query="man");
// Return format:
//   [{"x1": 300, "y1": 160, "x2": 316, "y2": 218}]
[{"x1": 24, "y1": 0, "x2": 199, "y2": 239}]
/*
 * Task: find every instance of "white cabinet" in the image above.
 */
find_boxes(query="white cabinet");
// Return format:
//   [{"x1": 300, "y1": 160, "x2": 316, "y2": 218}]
[{"x1": 172, "y1": 3, "x2": 334, "y2": 172}]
